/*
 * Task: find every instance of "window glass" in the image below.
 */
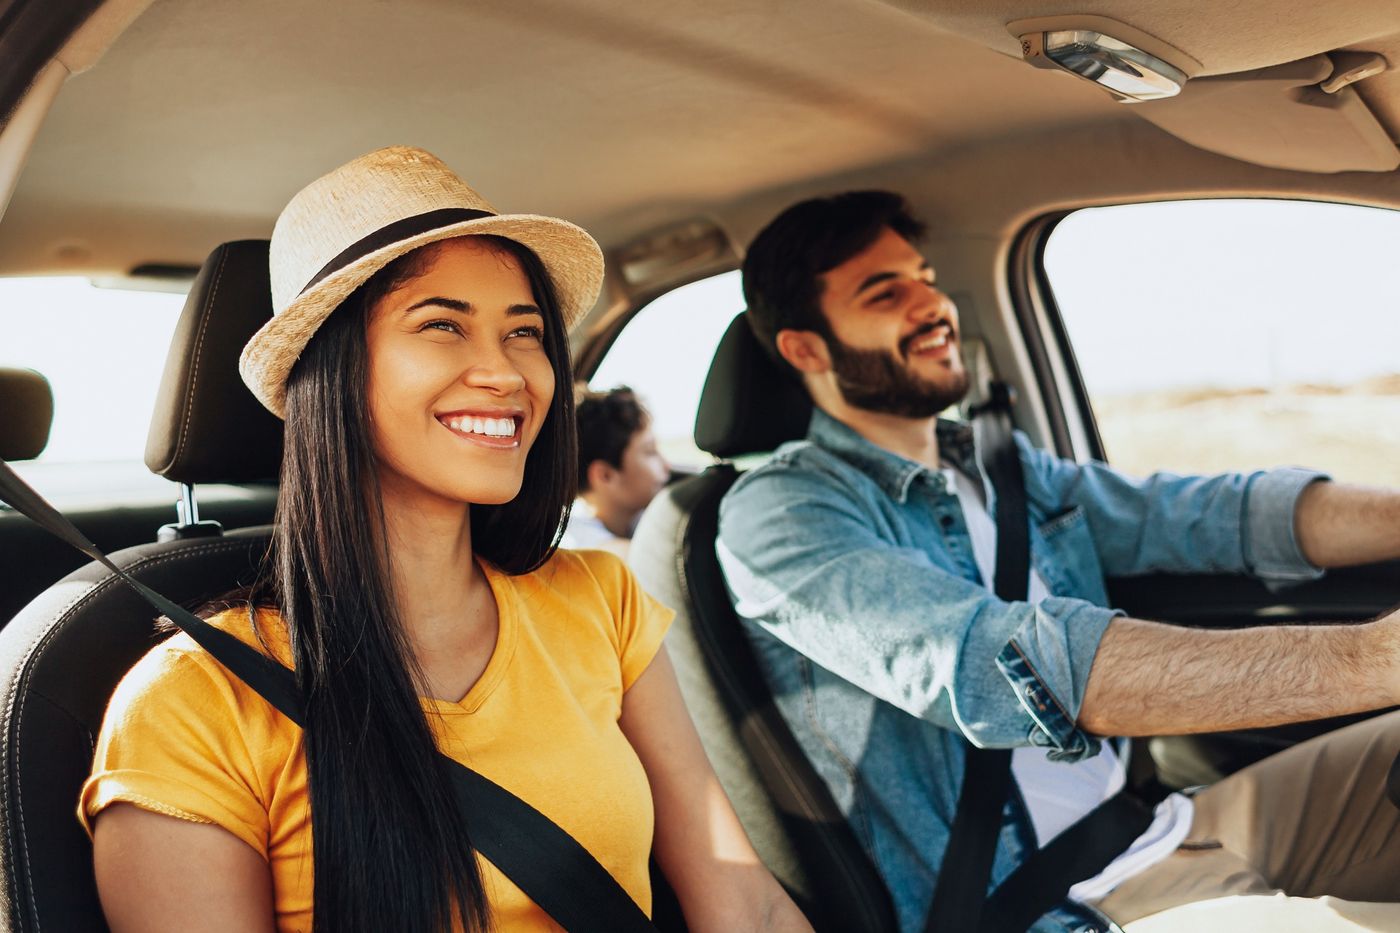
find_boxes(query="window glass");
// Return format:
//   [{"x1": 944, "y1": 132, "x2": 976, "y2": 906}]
[
  {"x1": 1043, "y1": 200, "x2": 1400, "y2": 486},
  {"x1": 589, "y1": 270, "x2": 743, "y2": 468},
  {"x1": 0, "y1": 277, "x2": 185, "y2": 502}
]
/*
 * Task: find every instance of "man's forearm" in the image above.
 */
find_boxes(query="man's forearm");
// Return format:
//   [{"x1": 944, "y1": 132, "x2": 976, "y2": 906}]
[
  {"x1": 1079, "y1": 609, "x2": 1400, "y2": 737},
  {"x1": 1295, "y1": 482, "x2": 1400, "y2": 568}
]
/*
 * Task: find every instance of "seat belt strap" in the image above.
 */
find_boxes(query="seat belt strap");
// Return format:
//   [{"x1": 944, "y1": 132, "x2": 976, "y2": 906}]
[
  {"x1": 978, "y1": 791, "x2": 1153, "y2": 933},
  {"x1": 922, "y1": 382, "x2": 1028, "y2": 933},
  {"x1": 923, "y1": 384, "x2": 1157, "y2": 933},
  {"x1": 0, "y1": 459, "x2": 657, "y2": 933}
]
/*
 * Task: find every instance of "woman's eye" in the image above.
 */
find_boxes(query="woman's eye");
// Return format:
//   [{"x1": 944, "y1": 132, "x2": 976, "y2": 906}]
[
  {"x1": 421, "y1": 319, "x2": 462, "y2": 335},
  {"x1": 509, "y1": 325, "x2": 545, "y2": 342}
]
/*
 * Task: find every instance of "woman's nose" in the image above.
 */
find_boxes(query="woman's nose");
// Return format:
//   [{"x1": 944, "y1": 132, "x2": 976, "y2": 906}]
[{"x1": 462, "y1": 346, "x2": 527, "y2": 394}]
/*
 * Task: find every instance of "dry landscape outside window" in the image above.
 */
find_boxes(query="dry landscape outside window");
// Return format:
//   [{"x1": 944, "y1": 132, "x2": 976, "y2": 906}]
[{"x1": 1045, "y1": 200, "x2": 1400, "y2": 487}]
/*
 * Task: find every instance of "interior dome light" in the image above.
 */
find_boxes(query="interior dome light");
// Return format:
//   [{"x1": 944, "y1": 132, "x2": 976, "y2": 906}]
[{"x1": 1020, "y1": 30, "x2": 1187, "y2": 102}]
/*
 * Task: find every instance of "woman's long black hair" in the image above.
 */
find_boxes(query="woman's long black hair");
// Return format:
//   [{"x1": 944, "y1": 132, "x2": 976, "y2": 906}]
[{"x1": 248, "y1": 234, "x2": 578, "y2": 932}]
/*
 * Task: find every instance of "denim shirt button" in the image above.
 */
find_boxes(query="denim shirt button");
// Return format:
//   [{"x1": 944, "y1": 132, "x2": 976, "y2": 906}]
[{"x1": 939, "y1": 514, "x2": 955, "y2": 529}]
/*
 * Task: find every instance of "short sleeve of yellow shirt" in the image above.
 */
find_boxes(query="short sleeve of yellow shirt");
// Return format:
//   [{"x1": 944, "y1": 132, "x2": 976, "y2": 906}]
[{"x1": 80, "y1": 549, "x2": 674, "y2": 932}]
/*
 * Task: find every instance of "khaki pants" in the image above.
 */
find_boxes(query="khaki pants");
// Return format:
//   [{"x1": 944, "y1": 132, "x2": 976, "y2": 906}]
[{"x1": 1090, "y1": 708, "x2": 1400, "y2": 931}]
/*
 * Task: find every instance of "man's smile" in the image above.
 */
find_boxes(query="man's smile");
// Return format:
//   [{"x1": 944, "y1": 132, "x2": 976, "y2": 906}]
[{"x1": 901, "y1": 321, "x2": 957, "y2": 361}]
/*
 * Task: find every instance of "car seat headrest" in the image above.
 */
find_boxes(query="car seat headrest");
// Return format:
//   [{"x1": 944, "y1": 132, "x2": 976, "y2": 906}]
[
  {"x1": 0, "y1": 368, "x2": 54, "y2": 461},
  {"x1": 144, "y1": 240, "x2": 283, "y2": 484},
  {"x1": 693, "y1": 312, "x2": 812, "y2": 459}
]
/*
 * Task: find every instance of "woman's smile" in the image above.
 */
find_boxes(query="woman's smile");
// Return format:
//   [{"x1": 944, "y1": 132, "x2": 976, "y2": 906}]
[{"x1": 437, "y1": 410, "x2": 526, "y2": 448}]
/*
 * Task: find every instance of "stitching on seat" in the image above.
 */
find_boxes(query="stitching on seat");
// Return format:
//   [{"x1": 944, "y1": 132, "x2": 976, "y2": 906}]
[
  {"x1": 5, "y1": 538, "x2": 260, "y2": 928},
  {"x1": 173, "y1": 246, "x2": 230, "y2": 471}
]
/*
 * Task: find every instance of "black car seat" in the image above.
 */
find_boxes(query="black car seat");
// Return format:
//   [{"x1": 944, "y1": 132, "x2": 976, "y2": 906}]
[
  {"x1": 0, "y1": 240, "x2": 281, "y2": 931},
  {"x1": 628, "y1": 312, "x2": 900, "y2": 932}
]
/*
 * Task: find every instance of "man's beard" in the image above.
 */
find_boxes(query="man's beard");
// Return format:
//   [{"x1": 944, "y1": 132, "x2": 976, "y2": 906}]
[{"x1": 825, "y1": 325, "x2": 970, "y2": 418}]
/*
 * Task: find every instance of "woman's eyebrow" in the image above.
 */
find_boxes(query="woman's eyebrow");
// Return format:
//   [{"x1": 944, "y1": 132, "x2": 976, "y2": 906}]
[
  {"x1": 399, "y1": 298, "x2": 543, "y2": 318},
  {"x1": 402, "y1": 296, "x2": 470, "y2": 316}
]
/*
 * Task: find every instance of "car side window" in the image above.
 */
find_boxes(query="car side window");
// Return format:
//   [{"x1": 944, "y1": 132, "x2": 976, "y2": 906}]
[
  {"x1": 588, "y1": 270, "x2": 742, "y2": 469},
  {"x1": 1043, "y1": 199, "x2": 1400, "y2": 486}
]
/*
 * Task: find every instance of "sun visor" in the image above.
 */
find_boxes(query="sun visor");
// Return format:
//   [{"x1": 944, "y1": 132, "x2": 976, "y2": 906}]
[{"x1": 1133, "y1": 54, "x2": 1400, "y2": 173}]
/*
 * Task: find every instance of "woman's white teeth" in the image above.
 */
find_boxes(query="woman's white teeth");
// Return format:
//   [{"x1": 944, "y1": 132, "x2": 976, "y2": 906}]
[{"x1": 448, "y1": 416, "x2": 515, "y2": 437}]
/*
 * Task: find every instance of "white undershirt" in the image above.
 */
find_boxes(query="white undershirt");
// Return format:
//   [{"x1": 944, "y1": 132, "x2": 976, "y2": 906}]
[
  {"x1": 558, "y1": 499, "x2": 631, "y2": 559},
  {"x1": 943, "y1": 464, "x2": 1194, "y2": 903}
]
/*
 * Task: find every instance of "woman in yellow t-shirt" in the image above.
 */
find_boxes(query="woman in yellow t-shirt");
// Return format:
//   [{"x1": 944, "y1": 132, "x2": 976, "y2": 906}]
[{"x1": 81, "y1": 146, "x2": 811, "y2": 933}]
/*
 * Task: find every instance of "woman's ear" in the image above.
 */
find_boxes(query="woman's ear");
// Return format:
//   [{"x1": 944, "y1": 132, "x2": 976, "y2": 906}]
[{"x1": 775, "y1": 329, "x2": 831, "y2": 375}]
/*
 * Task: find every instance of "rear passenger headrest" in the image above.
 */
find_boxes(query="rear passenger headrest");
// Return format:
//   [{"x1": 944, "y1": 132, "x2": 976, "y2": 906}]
[
  {"x1": 0, "y1": 368, "x2": 54, "y2": 461},
  {"x1": 145, "y1": 240, "x2": 283, "y2": 484},
  {"x1": 693, "y1": 312, "x2": 812, "y2": 459}
]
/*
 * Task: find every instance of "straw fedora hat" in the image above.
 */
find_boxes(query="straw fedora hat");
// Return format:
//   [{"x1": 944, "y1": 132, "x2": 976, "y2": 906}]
[{"x1": 239, "y1": 145, "x2": 604, "y2": 418}]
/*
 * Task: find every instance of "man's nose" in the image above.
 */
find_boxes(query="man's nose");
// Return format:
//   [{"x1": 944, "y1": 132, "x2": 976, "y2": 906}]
[{"x1": 910, "y1": 283, "x2": 955, "y2": 323}]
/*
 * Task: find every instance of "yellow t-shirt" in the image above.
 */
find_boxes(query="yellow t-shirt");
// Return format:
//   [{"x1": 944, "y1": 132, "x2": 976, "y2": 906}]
[{"x1": 80, "y1": 549, "x2": 673, "y2": 932}]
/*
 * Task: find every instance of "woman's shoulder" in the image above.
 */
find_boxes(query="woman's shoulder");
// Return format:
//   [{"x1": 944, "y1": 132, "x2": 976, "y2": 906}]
[
  {"x1": 544, "y1": 545, "x2": 627, "y2": 578},
  {"x1": 111, "y1": 605, "x2": 292, "y2": 722},
  {"x1": 517, "y1": 547, "x2": 637, "y2": 605},
  {"x1": 503, "y1": 548, "x2": 673, "y2": 674}
]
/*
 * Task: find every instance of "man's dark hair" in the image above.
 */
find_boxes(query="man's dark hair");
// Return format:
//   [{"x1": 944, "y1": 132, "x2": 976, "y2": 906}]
[
  {"x1": 742, "y1": 190, "x2": 926, "y2": 370},
  {"x1": 576, "y1": 385, "x2": 649, "y2": 491}
]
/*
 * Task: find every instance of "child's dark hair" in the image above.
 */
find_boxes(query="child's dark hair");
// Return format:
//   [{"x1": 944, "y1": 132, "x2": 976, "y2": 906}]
[{"x1": 575, "y1": 385, "x2": 649, "y2": 491}]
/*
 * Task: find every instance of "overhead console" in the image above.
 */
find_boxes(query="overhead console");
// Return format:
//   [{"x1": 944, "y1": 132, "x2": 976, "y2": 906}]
[{"x1": 1009, "y1": 14, "x2": 1399, "y2": 173}]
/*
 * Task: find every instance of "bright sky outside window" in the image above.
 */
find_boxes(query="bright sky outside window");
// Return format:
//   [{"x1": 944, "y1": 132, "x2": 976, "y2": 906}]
[{"x1": 1045, "y1": 199, "x2": 1400, "y2": 485}]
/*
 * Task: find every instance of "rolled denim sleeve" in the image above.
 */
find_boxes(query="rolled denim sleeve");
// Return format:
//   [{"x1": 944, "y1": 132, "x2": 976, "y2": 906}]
[
  {"x1": 718, "y1": 462, "x2": 1115, "y2": 759},
  {"x1": 1243, "y1": 467, "x2": 1329, "y2": 584},
  {"x1": 1018, "y1": 435, "x2": 1327, "y2": 585}
]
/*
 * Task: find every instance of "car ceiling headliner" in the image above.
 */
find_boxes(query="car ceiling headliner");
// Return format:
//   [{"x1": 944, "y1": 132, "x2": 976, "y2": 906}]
[{"x1": 1, "y1": 0, "x2": 1399, "y2": 279}]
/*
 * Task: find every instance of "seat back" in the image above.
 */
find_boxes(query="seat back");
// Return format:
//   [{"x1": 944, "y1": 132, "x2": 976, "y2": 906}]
[
  {"x1": 0, "y1": 530, "x2": 272, "y2": 931},
  {"x1": 629, "y1": 312, "x2": 898, "y2": 932},
  {"x1": 0, "y1": 241, "x2": 279, "y2": 931}
]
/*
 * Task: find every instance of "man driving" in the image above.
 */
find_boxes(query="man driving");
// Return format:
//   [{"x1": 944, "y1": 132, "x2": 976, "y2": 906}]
[{"x1": 717, "y1": 190, "x2": 1400, "y2": 932}]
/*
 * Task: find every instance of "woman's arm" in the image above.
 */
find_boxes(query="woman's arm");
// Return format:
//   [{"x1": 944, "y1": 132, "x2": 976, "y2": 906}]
[
  {"x1": 92, "y1": 803, "x2": 276, "y2": 933},
  {"x1": 619, "y1": 648, "x2": 812, "y2": 933}
]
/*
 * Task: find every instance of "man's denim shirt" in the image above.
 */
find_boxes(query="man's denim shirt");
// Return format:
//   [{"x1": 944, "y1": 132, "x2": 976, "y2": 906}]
[{"x1": 715, "y1": 409, "x2": 1325, "y2": 933}]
